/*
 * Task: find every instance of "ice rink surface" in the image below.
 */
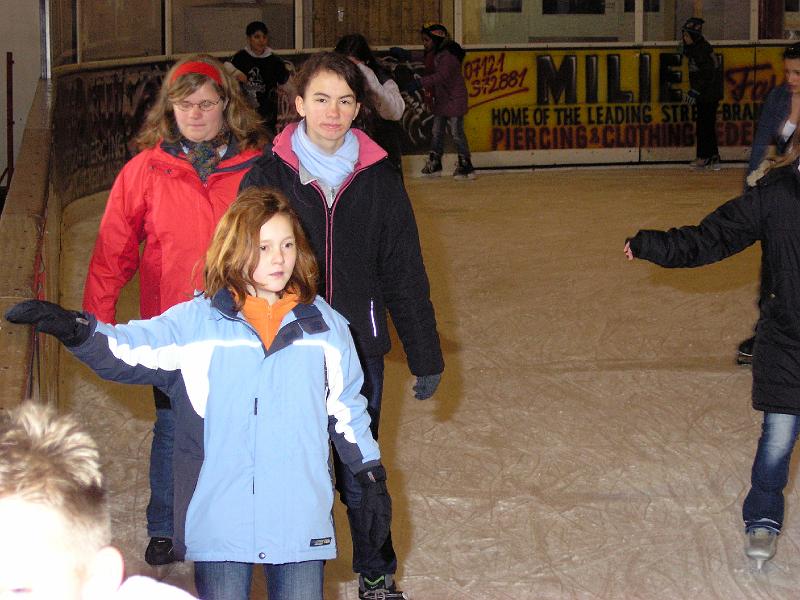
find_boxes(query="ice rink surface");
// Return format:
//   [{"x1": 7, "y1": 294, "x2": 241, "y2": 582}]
[{"x1": 59, "y1": 165, "x2": 800, "y2": 599}]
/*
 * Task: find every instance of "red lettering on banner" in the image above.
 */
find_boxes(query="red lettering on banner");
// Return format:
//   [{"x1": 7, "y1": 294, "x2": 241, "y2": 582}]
[{"x1": 465, "y1": 52, "x2": 530, "y2": 109}]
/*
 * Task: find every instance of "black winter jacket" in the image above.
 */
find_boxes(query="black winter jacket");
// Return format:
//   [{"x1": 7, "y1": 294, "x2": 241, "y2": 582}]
[
  {"x1": 682, "y1": 37, "x2": 723, "y2": 103},
  {"x1": 241, "y1": 122, "x2": 444, "y2": 377},
  {"x1": 628, "y1": 164, "x2": 800, "y2": 414}
]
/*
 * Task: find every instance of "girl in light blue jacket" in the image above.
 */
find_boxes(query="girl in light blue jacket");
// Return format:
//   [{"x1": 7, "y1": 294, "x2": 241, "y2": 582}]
[{"x1": 5, "y1": 187, "x2": 393, "y2": 600}]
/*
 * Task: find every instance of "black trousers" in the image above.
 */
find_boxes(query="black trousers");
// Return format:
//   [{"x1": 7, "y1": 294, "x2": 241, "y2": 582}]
[
  {"x1": 695, "y1": 100, "x2": 720, "y2": 160},
  {"x1": 332, "y1": 356, "x2": 398, "y2": 578}
]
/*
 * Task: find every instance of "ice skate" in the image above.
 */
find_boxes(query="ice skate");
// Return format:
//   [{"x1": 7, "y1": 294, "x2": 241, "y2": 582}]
[
  {"x1": 453, "y1": 154, "x2": 476, "y2": 180},
  {"x1": 705, "y1": 155, "x2": 721, "y2": 171},
  {"x1": 737, "y1": 336, "x2": 754, "y2": 365},
  {"x1": 421, "y1": 152, "x2": 442, "y2": 177},
  {"x1": 144, "y1": 536, "x2": 176, "y2": 566},
  {"x1": 689, "y1": 157, "x2": 706, "y2": 170},
  {"x1": 358, "y1": 574, "x2": 409, "y2": 599},
  {"x1": 746, "y1": 527, "x2": 777, "y2": 570}
]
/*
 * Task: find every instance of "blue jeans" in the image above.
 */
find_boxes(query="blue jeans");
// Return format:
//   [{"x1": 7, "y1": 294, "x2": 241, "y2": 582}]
[
  {"x1": 332, "y1": 355, "x2": 397, "y2": 577},
  {"x1": 742, "y1": 411, "x2": 800, "y2": 533},
  {"x1": 194, "y1": 560, "x2": 324, "y2": 600},
  {"x1": 147, "y1": 388, "x2": 175, "y2": 538},
  {"x1": 430, "y1": 115, "x2": 471, "y2": 158}
]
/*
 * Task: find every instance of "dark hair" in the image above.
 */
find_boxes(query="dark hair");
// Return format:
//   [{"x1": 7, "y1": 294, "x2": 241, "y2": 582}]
[
  {"x1": 334, "y1": 34, "x2": 376, "y2": 66},
  {"x1": 293, "y1": 52, "x2": 372, "y2": 130},
  {"x1": 246, "y1": 21, "x2": 268, "y2": 37},
  {"x1": 295, "y1": 52, "x2": 365, "y2": 100},
  {"x1": 334, "y1": 33, "x2": 391, "y2": 82},
  {"x1": 785, "y1": 43, "x2": 800, "y2": 60}
]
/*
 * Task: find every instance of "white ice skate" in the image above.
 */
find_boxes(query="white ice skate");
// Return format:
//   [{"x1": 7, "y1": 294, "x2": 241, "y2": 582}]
[{"x1": 746, "y1": 527, "x2": 777, "y2": 570}]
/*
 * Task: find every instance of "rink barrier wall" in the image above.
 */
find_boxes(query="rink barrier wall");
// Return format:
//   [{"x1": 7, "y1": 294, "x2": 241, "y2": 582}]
[
  {"x1": 50, "y1": 43, "x2": 786, "y2": 201},
  {"x1": 0, "y1": 79, "x2": 60, "y2": 411}
]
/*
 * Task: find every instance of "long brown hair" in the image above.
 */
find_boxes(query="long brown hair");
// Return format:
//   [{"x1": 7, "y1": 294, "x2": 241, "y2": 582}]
[
  {"x1": 203, "y1": 187, "x2": 318, "y2": 309},
  {"x1": 135, "y1": 54, "x2": 267, "y2": 151}
]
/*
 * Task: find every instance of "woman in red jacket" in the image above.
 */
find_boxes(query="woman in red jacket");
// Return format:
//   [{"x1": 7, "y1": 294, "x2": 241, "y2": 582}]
[{"x1": 82, "y1": 53, "x2": 266, "y2": 567}]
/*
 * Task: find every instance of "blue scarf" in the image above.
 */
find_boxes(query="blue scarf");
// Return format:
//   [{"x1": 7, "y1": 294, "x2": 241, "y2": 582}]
[{"x1": 291, "y1": 120, "x2": 359, "y2": 189}]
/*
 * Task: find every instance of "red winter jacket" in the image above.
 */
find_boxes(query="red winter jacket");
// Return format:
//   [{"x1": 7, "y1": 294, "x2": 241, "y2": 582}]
[{"x1": 83, "y1": 142, "x2": 260, "y2": 323}]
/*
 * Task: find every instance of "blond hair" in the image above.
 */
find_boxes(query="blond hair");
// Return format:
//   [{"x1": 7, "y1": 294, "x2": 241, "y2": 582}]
[
  {"x1": 204, "y1": 187, "x2": 319, "y2": 309},
  {"x1": 135, "y1": 54, "x2": 267, "y2": 151},
  {"x1": 0, "y1": 402, "x2": 109, "y2": 564}
]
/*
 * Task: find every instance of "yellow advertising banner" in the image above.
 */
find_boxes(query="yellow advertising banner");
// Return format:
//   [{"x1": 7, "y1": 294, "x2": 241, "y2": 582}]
[{"x1": 463, "y1": 46, "x2": 785, "y2": 154}]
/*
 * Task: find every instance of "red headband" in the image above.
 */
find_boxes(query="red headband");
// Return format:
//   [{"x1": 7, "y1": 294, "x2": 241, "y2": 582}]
[{"x1": 170, "y1": 61, "x2": 223, "y2": 86}]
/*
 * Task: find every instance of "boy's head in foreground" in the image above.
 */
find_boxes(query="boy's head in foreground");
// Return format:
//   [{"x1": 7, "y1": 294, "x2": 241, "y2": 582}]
[{"x1": 0, "y1": 401, "x2": 125, "y2": 598}]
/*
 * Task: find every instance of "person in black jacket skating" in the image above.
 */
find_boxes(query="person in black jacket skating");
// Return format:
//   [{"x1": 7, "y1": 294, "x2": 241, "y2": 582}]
[
  {"x1": 680, "y1": 17, "x2": 723, "y2": 170},
  {"x1": 240, "y1": 51, "x2": 444, "y2": 600},
  {"x1": 623, "y1": 151, "x2": 800, "y2": 569},
  {"x1": 735, "y1": 43, "x2": 800, "y2": 366}
]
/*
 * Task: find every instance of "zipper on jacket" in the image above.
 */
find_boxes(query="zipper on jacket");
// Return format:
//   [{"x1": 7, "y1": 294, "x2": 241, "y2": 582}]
[
  {"x1": 304, "y1": 165, "x2": 368, "y2": 305},
  {"x1": 254, "y1": 397, "x2": 258, "y2": 415},
  {"x1": 218, "y1": 312, "x2": 269, "y2": 357},
  {"x1": 370, "y1": 298, "x2": 378, "y2": 337}
]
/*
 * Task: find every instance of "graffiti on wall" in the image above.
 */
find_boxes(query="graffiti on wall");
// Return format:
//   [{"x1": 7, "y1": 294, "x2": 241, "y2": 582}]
[{"x1": 53, "y1": 63, "x2": 167, "y2": 204}]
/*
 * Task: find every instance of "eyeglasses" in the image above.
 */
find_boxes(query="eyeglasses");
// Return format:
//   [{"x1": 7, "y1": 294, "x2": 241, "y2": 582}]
[{"x1": 173, "y1": 97, "x2": 224, "y2": 112}]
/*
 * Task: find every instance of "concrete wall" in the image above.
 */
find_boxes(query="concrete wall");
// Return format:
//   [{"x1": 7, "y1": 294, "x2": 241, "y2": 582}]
[{"x1": 0, "y1": 0, "x2": 42, "y2": 185}]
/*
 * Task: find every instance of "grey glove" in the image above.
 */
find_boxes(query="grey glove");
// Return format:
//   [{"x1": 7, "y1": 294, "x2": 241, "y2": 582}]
[
  {"x1": 684, "y1": 89, "x2": 699, "y2": 105},
  {"x1": 413, "y1": 373, "x2": 442, "y2": 400},
  {"x1": 5, "y1": 300, "x2": 90, "y2": 347}
]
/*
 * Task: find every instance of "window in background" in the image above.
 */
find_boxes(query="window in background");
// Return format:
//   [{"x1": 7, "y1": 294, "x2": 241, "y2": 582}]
[
  {"x1": 542, "y1": 0, "x2": 606, "y2": 15},
  {"x1": 172, "y1": 0, "x2": 294, "y2": 54},
  {"x1": 80, "y1": 0, "x2": 162, "y2": 61},
  {"x1": 486, "y1": 0, "x2": 523, "y2": 12},
  {"x1": 786, "y1": 0, "x2": 800, "y2": 37},
  {"x1": 49, "y1": 0, "x2": 76, "y2": 66},
  {"x1": 624, "y1": 0, "x2": 660, "y2": 12}
]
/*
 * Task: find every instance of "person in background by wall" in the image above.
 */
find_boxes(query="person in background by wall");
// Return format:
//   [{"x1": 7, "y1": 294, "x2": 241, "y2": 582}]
[
  {"x1": 680, "y1": 17, "x2": 723, "y2": 171},
  {"x1": 334, "y1": 33, "x2": 406, "y2": 174},
  {"x1": 82, "y1": 54, "x2": 265, "y2": 568},
  {"x1": 0, "y1": 401, "x2": 197, "y2": 599},
  {"x1": 405, "y1": 22, "x2": 475, "y2": 180},
  {"x1": 733, "y1": 42, "x2": 800, "y2": 366},
  {"x1": 241, "y1": 51, "x2": 444, "y2": 600},
  {"x1": 225, "y1": 20, "x2": 290, "y2": 135}
]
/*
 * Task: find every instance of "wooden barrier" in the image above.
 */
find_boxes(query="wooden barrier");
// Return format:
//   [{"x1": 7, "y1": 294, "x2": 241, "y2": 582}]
[{"x1": 0, "y1": 80, "x2": 59, "y2": 411}]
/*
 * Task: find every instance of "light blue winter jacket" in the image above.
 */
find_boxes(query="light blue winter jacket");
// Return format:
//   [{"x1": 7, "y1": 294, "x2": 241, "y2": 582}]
[{"x1": 70, "y1": 288, "x2": 380, "y2": 564}]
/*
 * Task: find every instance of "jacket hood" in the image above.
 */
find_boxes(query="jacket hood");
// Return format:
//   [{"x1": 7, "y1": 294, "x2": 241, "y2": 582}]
[{"x1": 270, "y1": 121, "x2": 388, "y2": 171}]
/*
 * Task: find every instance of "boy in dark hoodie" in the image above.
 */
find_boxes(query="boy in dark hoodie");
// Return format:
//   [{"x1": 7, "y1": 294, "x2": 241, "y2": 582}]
[
  {"x1": 225, "y1": 21, "x2": 290, "y2": 135},
  {"x1": 406, "y1": 23, "x2": 475, "y2": 179}
]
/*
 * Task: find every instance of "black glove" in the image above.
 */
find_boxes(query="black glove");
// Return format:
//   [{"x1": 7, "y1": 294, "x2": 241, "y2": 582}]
[
  {"x1": 413, "y1": 373, "x2": 441, "y2": 400},
  {"x1": 352, "y1": 465, "x2": 392, "y2": 547},
  {"x1": 5, "y1": 300, "x2": 90, "y2": 347},
  {"x1": 625, "y1": 235, "x2": 642, "y2": 256}
]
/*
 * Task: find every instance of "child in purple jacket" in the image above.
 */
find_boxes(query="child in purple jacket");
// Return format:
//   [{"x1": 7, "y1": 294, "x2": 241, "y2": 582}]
[{"x1": 407, "y1": 23, "x2": 475, "y2": 180}]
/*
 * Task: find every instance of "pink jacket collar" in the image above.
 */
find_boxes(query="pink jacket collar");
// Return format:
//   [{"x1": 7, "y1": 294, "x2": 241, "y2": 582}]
[{"x1": 271, "y1": 121, "x2": 388, "y2": 172}]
